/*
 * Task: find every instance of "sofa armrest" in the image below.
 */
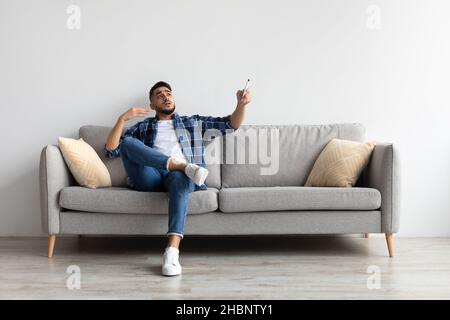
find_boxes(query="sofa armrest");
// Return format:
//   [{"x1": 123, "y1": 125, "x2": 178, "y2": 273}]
[
  {"x1": 39, "y1": 145, "x2": 76, "y2": 234},
  {"x1": 360, "y1": 142, "x2": 401, "y2": 233}
]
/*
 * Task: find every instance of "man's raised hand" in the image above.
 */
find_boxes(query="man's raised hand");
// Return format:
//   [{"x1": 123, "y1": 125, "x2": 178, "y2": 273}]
[
  {"x1": 236, "y1": 89, "x2": 252, "y2": 107},
  {"x1": 120, "y1": 107, "x2": 150, "y2": 122}
]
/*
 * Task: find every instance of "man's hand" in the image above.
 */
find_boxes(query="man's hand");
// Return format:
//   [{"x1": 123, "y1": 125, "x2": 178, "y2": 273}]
[
  {"x1": 231, "y1": 89, "x2": 252, "y2": 129},
  {"x1": 236, "y1": 89, "x2": 252, "y2": 107},
  {"x1": 119, "y1": 107, "x2": 150, "y2": 122}
]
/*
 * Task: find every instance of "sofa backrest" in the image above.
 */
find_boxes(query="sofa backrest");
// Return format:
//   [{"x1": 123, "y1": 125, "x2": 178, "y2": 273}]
[
  {"x1": 221, "y1": 123, "x2": 365, "y2": 188},
  {"x1": 79, "y1": 123, "x2": 365, "y2": 189},
  {"x1": 79, "y1": 125, "x2": 222, "y2": 188}
]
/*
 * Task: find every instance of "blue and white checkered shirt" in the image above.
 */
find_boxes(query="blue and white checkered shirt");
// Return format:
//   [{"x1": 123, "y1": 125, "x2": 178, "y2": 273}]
[{"x1": 104, "y1": 112, "x2": 236, "y2": 189}]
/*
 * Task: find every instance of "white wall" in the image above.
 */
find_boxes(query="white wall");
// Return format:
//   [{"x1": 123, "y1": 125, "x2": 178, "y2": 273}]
[{"x1": 1, "y1": 0, "x2": 449, "y2": 236}]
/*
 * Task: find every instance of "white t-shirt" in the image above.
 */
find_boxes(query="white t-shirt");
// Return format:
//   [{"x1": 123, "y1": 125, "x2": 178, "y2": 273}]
[{"x1": 153, "y1": 120, "x2": 187, "y2": 163}]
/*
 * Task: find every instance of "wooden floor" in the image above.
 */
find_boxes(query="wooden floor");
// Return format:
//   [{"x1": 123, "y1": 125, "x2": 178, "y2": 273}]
[{"x1": 1, "y1": 235, "x2": 449, "y2": 299}]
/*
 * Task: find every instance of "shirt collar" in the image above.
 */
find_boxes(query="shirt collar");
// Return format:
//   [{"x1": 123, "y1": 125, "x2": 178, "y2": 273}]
[{"x1": 154, "y1": 111, "x2": 179, "y2": 121}]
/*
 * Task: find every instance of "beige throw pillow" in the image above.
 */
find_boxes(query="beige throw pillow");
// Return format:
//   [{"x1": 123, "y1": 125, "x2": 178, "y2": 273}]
[
  {"x1": 58, "y1": 137, "x2": 112, "y2": 189},
  {"x1": 304, "y1": 138, "x2": 376, "y2": 187}
]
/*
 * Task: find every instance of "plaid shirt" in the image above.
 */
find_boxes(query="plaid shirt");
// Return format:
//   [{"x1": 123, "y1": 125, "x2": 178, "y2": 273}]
[{"x1": 104, "y1": 112, "x2": 236, "y2": 189}]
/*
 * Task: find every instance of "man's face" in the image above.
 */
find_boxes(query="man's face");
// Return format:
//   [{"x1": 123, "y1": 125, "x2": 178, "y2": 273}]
[{"x1": 150, "y1": 86, "x2": 176, "y2": 115}]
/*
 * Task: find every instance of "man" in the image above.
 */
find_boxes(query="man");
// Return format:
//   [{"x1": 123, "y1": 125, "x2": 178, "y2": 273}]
[{"x1": 104, "y1": 81, "x2": 252, "y2": 276}]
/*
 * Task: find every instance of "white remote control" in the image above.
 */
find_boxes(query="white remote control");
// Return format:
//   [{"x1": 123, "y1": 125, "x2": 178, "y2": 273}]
[{"x1": 241, "y1": 79, "x2": 250, "y2": 99}]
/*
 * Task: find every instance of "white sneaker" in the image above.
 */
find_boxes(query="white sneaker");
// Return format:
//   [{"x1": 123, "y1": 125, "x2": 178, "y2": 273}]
[
  {"x1": 184, "y1": 163, "x2": 209, "y2": 186},
  {"x1": 162, "y1": 247, "x2": 182, "y2": 276}
]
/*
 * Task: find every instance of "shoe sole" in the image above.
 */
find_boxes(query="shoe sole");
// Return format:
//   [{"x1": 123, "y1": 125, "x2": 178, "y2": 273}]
[{"x1": 162, "y1": 270, "x2": 182, "y2": 276}]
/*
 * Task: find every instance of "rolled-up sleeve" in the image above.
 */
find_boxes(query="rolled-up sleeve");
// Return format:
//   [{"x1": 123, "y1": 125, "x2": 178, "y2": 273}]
[
  {"x1": 104, "y1": 122, "x2": 141, "y2": 159},
  {"x1": 197, "y1": 114, "x2": 236, "y2": 135},
  {"x1": 104, "y1": 145, "x2": 121, "y2": 159}
]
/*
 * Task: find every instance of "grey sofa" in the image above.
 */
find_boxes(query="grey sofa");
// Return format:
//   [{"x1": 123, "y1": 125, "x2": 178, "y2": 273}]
[{"x1": 39, "y1": 123, "x2": 400, "y2": 258}]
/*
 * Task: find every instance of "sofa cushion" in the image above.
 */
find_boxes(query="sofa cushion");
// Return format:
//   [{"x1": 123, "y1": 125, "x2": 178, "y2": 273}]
[
  {"x1": 57, "y1": 137, "x2": 112, "y2": 189},
  {"x1": 219, "y1": 187, "x2": 381, "y2": 213},
  {"x1": 60, "y1": 186, "x2": 219, "y2": 215},
  {"x1": 79, "y1": 125, "x2": 222, "y2": 188},
  {"x1": 305, "y1": 138, "x2": 376, "y2": 187},
  {"x1": 221, "y1": 123, "x2": 365, "y2": 188}
]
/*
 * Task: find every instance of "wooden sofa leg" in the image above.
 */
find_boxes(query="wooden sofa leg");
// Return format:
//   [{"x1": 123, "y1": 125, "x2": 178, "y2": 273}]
[
  {"x1": 48, "y1": 234, "x2": 56, "y2": 258},
  {"x1": 385, "y1": 233, "x2": 394, "y2": 258}
]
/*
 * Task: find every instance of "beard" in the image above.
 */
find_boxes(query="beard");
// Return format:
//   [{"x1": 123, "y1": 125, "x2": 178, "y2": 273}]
[{"x1": 159, "y1": 104, "x2": 176, "y2": 115}]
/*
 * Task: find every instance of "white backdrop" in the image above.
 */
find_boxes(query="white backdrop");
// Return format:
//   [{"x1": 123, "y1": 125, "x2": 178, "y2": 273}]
[{"x1": 1, "y1": 0, "x2": 449, "y2": 236}]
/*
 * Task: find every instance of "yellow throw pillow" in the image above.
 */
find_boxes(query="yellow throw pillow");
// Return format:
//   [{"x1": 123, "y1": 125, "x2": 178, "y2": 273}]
[
  {"x1": 304, "y1": 138, "x2": 376, "y2": 187},
  {"x1": 58, "y1": 137, "x2": 112, "y2": 189}
]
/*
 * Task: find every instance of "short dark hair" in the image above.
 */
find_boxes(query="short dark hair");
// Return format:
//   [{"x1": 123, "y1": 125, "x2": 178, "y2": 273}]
[{"x1": 149, "y1": 81, "x2": 172, "y2": 100}]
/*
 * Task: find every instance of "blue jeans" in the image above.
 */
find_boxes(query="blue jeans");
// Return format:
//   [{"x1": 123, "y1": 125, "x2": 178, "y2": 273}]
[{"x1": 119, "y1": 136, "x2": 195, "y2": 238}]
